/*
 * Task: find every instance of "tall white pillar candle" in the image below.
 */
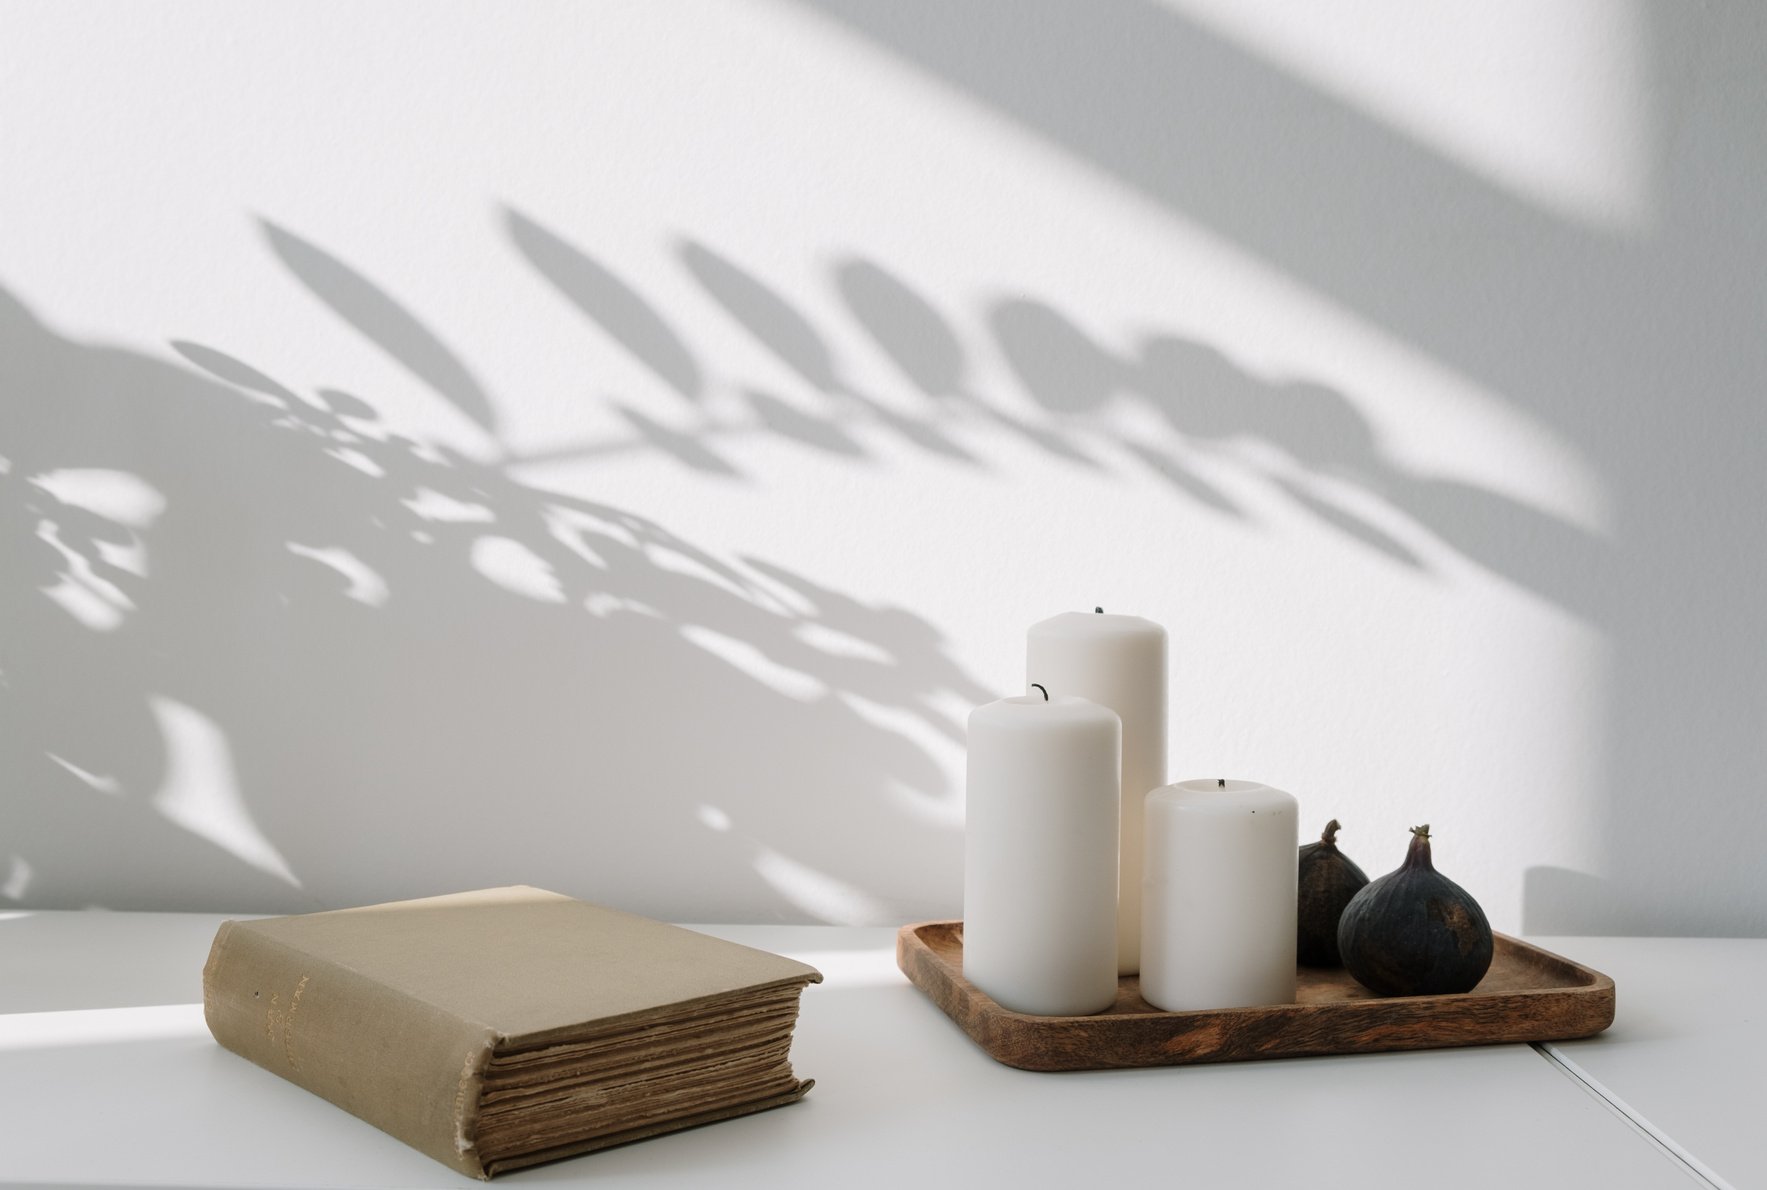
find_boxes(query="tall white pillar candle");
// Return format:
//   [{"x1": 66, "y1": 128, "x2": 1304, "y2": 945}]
[
  {"x1": 1141, "y1": 779, "x2": 1299, "y2": 1011},
  {"x1": 963, "y1": 693, "x2": 1121, "y2": 1016},
  {"x1": 1027, "y1": 611, "x2": 1167, "y2": 974}
]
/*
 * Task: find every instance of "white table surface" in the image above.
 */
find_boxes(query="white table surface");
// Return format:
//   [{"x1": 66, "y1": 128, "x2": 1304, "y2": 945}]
[
  {"x1": 0, "y1": 911, "x2": 1735, "y2": 1189},
  {"x1": 1532, "y1": 936, "x2": 1764, "y2": 1190}
]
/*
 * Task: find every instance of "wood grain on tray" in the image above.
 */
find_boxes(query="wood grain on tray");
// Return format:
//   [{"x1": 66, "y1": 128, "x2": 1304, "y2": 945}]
[{"x1": 898, "y1": 921, "x2": 1614, "y2": 1072}]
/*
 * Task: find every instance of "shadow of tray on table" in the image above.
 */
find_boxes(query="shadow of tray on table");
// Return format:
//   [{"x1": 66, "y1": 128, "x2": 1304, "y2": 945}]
[{"x1": 898, "y1": 921, "x2": 1615, "y2": 1072}]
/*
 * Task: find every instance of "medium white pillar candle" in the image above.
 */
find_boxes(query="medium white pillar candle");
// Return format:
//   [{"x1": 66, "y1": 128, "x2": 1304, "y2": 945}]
[
  {"x1": 1141, "y1": 779, "x2": 1298, "y2": 1011},
  {"x1": 1027, "y1": 610, "x2": 1167, "y2": 974},
  {"x1": 963, "y1": 693, "x2": 1121, "y2": 1016}
]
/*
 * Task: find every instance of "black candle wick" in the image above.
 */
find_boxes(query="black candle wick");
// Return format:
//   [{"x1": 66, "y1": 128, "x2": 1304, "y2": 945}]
[
  {"x1": 1217, "y1": 778, "x2": 1226, "y2": 788},
  {"x1": 1031, "y1": 683, "x2": 1049, "y2": 701},
  {"x1": 1095, "y1": 606, "x2": 1103, "y2": 613}
]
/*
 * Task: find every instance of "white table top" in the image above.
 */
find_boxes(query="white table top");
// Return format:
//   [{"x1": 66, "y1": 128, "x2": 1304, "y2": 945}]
[
  {"x1": 1532, "y1": 936, "x2": 1764, "y2": 1190},
  {"x1": 0, "y1": 911, "x2": 1738, "y2": 1189}
]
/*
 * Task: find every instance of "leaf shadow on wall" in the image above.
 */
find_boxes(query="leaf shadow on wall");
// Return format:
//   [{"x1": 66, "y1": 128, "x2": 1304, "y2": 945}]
[
  {"x1": 503, "y1": 212, "x2": 1640, "y2": 933},
  {"x1": 0, "y1": 235, "x2": 989, "y2": 920},
  {"x1": 781, "y1": 0, "x2": 1767, "y2": 935},
  {"x1": 511, "y1": 208, "x2": 1611, "y2": 619},
  {"x1": 5, "y1": 198, "x2": 1627, "y2": 927}
]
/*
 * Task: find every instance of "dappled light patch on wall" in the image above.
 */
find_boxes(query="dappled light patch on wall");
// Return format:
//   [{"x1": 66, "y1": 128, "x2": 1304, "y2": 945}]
[
  {"x1": 680, "y1": 625, "x2": 829, "y2": 703},
  {"x1": 286, "y1": 544, "x2": 391, "y2": 607},
  {"x1": 751, "y1": 847, "x2": 892, "y2": 926},
  {"x1": 148, "y1": 697, "x2": 300, "y2": 888},
  {"x1": 2, "y1": 858, "x2": 33, "y2": 901},
  {"x1": 468, "y1": 536, "x2": 568, "y2": 604}
]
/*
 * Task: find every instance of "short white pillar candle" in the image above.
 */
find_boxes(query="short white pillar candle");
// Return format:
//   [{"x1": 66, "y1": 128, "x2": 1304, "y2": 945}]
[
  {"x1": 1140, "y1": 779, "x2": 1299, "y2": 1012},
  {"x1": 963, "y1": 692, "x2": 1121, "y2": 1016},
  {"x1": 1027, "y1": 610, "x2": 1167, "y2": 975}
]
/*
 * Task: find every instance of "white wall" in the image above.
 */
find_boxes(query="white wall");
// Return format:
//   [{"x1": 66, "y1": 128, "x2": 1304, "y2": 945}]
[{"x1": 4, "y1": 0, "x2": 1763, "y2": 934}]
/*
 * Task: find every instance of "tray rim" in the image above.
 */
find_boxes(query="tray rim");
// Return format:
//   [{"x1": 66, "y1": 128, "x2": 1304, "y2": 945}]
[{"x1": 897, "y1": 919, "x2": 1616, "y2": 1071}]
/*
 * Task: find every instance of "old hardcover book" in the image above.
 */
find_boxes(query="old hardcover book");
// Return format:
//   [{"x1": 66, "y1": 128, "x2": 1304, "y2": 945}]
[{"x1": 202, "y1": 886, "x2": 821, "y2": 1179}]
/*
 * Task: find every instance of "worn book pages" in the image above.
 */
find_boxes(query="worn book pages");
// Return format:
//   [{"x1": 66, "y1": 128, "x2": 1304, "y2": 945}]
[{"x1": 202, "y1": 886, "x2": 821, "y2": 1179}]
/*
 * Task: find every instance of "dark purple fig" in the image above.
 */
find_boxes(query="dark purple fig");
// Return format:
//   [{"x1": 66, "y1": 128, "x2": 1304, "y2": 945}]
[
  {"x1": 1337, "y1": 825, "x2": 1493, "y2": 996},
  {"x1": 1297, "y1": 819, "x2": 1369, "y2": 966}
]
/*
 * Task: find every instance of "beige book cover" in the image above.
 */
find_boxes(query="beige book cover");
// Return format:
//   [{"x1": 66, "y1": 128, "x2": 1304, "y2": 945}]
[{"x1": 202, "y1": 886, "x2": 821, "y2": 1179}]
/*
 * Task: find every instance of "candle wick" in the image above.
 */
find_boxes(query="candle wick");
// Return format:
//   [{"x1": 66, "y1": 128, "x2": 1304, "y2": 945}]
[
  {"x1": 1217, "y1": 778, "x2": 1225, "y2": 788},
  {"x1": 1095, "y1": 606, "x2": 1103, "y2": 613},
  {"x1": 1031, "y1": 683, "x2": 1049, "y2": 701}
]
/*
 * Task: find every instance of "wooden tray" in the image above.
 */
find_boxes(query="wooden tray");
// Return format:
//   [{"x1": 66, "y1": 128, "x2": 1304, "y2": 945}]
[{"x1": 898, "y1": 920, "x2": 1614, "y2": 1071}]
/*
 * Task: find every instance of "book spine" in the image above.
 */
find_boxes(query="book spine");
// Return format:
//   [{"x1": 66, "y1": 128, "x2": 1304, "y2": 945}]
[{"x1": 202, "y1": 919, "x2": 500, "y2": 1180}]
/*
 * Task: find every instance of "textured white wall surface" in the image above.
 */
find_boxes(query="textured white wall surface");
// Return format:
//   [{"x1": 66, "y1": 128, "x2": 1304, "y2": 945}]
[{"x1": 4, "y1": 1, "x2": 1763, "y2": 933}]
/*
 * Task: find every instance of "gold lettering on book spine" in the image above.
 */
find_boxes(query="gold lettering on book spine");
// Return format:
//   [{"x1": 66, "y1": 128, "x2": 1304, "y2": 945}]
[
  {"x1": 262, "y1": 975, "x2": 310, "y2": 1069},
  {"x1": 452, "y1": 1048, "x2": 478, "y2": 1155}
]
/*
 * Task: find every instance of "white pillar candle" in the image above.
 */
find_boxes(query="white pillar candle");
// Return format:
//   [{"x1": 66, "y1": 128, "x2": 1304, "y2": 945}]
[
  {"x1": 963, "y1": 692, "x2": 1121, "y2": 1016},
  {"x1": 1140, "y1": 779, "x2": 1298, "y2": 1012},
  {"x1": 1027, "y1": 610, "x2": 1167, "y2": 974}
]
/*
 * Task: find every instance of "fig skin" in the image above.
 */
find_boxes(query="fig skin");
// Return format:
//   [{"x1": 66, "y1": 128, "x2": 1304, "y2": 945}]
[
  {"x1": 1337, "y1": 825, "x2": 1493, "y2": 996},
  {"x1": 1297, "y1": 819, "x2": 1369, "y2": 967}
]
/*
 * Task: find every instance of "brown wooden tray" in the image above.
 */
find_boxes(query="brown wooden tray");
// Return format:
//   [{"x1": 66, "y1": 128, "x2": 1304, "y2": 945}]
[{"x1": 898, "y1": 920, "x2": 1614, "y2": 1071}]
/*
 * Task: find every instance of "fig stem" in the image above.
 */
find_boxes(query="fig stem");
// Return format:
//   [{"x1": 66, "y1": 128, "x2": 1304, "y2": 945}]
[
  {"x1": 1322, "y1": 819, "x2": 1341, "y2": 846},
  {"x1": 1404, "y1": 824, "x2": 1434, "y2": 871}
]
